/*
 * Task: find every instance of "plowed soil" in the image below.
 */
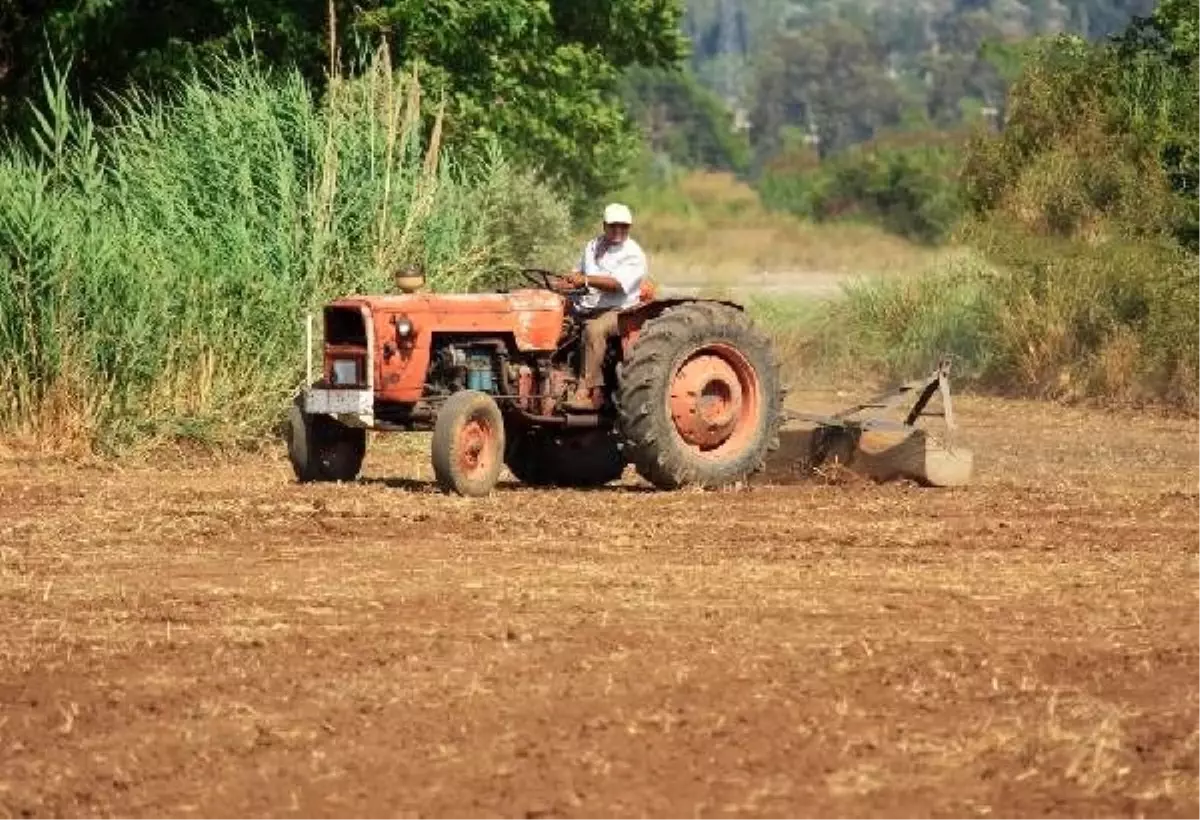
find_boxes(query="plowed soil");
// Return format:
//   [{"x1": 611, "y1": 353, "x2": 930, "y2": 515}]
[{"x1": 1, "y1": 394, "x2": 1196, "y2": 818}]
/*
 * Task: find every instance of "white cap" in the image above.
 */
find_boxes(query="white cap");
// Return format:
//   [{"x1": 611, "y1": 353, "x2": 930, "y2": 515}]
[{"x1": 603, "y1": 202, "x2": 633, "y2": 225}]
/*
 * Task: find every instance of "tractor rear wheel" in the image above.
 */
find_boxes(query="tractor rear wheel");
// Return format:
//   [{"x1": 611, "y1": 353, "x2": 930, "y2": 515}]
[
  {"x1": 552, "y1": 430, "x2": 627, "y2": 487},
  {"x1": 504, "y1": 430, "x2": 557, "y2": 487},
  {"x1": 615, "y1": 302, "x2": 783, "y2": 490},
  {"x1": 432, "y1": 390, "x2": 506, "y2": 497},
  {"x1": 288, "y1": 394, "x2": 367, "y2": 482},
  {"x1": 505, "y1": 429, "x2": 626, "y2": 488}
]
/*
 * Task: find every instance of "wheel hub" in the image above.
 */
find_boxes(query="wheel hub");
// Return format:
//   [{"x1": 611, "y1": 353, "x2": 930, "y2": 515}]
[
  {"x1": 669, "y1": 353, "x2": 745, "y2": 449},
  {"x1": 458, "y1": 419, "x2": 491, "y2": 474}
]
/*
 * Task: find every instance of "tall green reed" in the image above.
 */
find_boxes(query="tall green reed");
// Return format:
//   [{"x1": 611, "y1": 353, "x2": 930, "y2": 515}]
[{"x1": 0, "y1": 50, "x2": 573, "y2": 452}]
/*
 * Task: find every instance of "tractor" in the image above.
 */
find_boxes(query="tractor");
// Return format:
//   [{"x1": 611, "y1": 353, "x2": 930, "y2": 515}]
[{"x1": 287, "y1": 269, "x2": 785, "y2": 496}]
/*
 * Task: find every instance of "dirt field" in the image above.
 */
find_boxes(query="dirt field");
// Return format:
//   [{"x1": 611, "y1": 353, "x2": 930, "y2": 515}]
[{"x1": 1, "y1": 393, "x2": 1196, "y2": 818}]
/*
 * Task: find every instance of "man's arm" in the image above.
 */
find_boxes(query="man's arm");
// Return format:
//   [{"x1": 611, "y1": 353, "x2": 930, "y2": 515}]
[
  {"x1": 603, "y1": 246, "x2": 647, "y2": 295},
  {"x1": 555, "y1": 240, "x2": 592, "y2": 291},
  {"x1": 566, "y1": 247, "x2": 646, "y2": 293},
  {"x1": 559, "y1": 270, "x2": 625, "y2": 292},
  {"x1": 570, "y1": 273, "x2": 625, "y2": 293}
]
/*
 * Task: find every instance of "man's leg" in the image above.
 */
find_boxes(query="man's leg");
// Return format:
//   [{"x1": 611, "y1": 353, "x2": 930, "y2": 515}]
[{"x1": 567, "y1": 310, "x2": 620, "y2": 409}]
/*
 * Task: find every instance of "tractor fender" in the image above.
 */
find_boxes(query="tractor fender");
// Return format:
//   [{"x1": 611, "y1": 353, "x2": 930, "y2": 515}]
[{"x1": 616, "y1": 297, "x2": 744, "y2": 354}]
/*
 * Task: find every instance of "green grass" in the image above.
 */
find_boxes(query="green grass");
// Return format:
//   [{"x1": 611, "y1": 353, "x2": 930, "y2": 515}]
[{"x1": 0, "y1": 55, "x2": 574, "y2": 453}]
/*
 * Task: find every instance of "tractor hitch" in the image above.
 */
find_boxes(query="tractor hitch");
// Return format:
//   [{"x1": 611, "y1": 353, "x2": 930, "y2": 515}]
[{"x1": 775, "y1": 358, "x2": 973, "y2": 488}]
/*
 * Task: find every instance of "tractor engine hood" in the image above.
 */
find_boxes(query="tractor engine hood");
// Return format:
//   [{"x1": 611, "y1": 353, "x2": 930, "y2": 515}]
[
  {"x1": 325, "y1": 288, "x2": 566, "y2": 354},
  {"x1": 313, "y1": 288, "x2": 568, "y2": 408}
]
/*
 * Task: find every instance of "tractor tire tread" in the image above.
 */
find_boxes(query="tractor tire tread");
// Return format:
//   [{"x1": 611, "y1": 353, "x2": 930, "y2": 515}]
[
  {"x1": 432, "y1": 390, "x2": 506, "y2": 497},
  {"x1": 288, "y1": 393, "x2": 366, "y2": 483},
  {"x1": 615, "y1": 301, "x2": 784, "y2": 490}
]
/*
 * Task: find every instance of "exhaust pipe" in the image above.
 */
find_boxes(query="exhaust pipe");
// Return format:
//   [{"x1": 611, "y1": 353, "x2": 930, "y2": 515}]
[{"x1": 305, "y1": 312, "x2": 313, "y2": 386}]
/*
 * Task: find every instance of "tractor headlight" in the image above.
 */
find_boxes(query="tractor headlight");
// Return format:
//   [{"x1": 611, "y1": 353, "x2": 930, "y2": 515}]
[
  {"x1": 331, "y1": 358, "x2": 358, "y2": 385},
  {"x1": 394, "y1": 314, "x2": 414, "y2": 337}
]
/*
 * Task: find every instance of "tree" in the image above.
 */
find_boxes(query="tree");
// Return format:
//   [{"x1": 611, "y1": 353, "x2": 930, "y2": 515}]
[
  {"x1": 923, "y1": 9, "x2": 1008, "y2": 124},
  {"x1": 620, "y1": 65, "x2": 750, "y2": 172},
  {"x1": 0, "y1": 0, "x2": 687, "y2": 203},
  {"x1": 750, "y1": 20, "x2": 909, "y2": 160},
  {"x1": 1062, "y1": 0, "x2": 1158, "y2": 38}
]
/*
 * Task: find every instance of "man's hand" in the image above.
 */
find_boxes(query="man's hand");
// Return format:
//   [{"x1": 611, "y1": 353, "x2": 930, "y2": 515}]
[
  {"x1": 552, "y1": 272, "x2": 586, "y2": 291},
  {"x1": 552, "y1": 271, "x2": 624, "y2": 293}
]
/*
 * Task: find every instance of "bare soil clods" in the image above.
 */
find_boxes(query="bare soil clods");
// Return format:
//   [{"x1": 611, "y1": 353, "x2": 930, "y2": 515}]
[{"x1": 0, "y1": 395, "x2": 1196, "y2": 817}]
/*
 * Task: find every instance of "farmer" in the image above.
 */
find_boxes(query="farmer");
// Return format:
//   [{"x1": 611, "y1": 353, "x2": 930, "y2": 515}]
[{"x1": 555, "y1": 202, "x2": 649, "y2": 411}]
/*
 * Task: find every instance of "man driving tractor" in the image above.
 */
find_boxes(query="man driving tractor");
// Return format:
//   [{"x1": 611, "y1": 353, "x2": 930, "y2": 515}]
[{"x1": 554, "y1": 202, "x2": 648, "y2": 411}]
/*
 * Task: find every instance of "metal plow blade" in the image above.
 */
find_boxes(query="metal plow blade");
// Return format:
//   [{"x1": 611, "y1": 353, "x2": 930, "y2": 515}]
[{"x1": 768, "y1": 358, "x2": 974, "y2": 488}]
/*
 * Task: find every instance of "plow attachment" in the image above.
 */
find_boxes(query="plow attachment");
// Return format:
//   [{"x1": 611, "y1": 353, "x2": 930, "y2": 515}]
[{"x1": 772, "y1": 358, "x2": 973, "y2": 488}]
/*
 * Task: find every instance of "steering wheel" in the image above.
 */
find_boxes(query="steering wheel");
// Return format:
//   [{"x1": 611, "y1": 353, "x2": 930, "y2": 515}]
[
  {"x1": 506, "y1": 267, "x2": 590, "y2": 307},
  {"x1": 516, "y1": 267, "x2": 561, "y2": 290}
]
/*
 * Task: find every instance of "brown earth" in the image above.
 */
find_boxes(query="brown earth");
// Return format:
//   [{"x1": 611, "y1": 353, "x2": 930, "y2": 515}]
[{"x1": 0, "y1": 394, "x2": 1196, "y2": 818}]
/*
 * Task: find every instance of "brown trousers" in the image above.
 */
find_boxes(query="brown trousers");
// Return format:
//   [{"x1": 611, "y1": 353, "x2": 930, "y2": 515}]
[{"x1": 580, "y1": 310, "x2": 620, "y2": 390}]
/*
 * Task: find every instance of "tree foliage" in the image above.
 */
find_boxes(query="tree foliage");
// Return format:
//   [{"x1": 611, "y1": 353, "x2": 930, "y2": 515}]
[
  {"x1": 760, "y1": 130, "x2": 968, "y2": 244},
  {"x1": 619, "y1": 65, "x2": 750, "y2": 173},
  {"x1": 749, "y1": 20, "x2": 911, "y2": 160},
  {"x1": 680, "y1": 0, "x2": 1161, "y2": 163},
  {"x1": 962, "y1": 0, "x2": 1198, "y2": 250},
  {"x1": 736, "y1": 0, "x2": 1196, "y2": 248},
  {"x1": 0, "y1": 0, "x2": 687, "y2": 204}
]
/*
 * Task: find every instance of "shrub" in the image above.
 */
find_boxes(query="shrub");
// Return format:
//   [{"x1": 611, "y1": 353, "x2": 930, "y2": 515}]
[
  {"x1": 799, "y1": 223, "x2": 1198, "y2": 410},
  {"x1": 758, "y1": 129, "x2": 967, "y2": 244}
]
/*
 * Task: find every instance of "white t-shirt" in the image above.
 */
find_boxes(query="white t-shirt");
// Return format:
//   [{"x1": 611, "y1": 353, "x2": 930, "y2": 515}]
[{"x1": 573, "y1": 235, "x2": 648, "y2": 312}]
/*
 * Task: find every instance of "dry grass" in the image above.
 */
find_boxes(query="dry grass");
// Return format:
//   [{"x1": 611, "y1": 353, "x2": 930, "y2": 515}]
[
  {"x1": 616, "y1": 171, "x2": 954, "y2": 287},
  {"x1": 0, "y1": 394, "x2": 1196, "y2": 817}
]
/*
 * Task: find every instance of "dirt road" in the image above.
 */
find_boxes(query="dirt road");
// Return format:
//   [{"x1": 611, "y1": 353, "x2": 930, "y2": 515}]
[{"x1": 1, "y1": 394, "x2": 1196, "y2": 818}]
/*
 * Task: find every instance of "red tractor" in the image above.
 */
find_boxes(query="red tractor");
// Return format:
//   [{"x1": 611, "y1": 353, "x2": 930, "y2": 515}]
[{"x1": 287, "y1": 269, "x2": 785, "y2": 495}]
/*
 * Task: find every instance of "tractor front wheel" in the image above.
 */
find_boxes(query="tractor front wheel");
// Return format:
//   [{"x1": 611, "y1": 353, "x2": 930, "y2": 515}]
[
  {"x1": 432, "y1": 390, "x2": 506, "y2": 497},
  {"x1": 615, "y1": 302, "x2": 783, "y2": 490},
  {"x1": 288, "y1": 394, "x2": 367, "y2": 482}
]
